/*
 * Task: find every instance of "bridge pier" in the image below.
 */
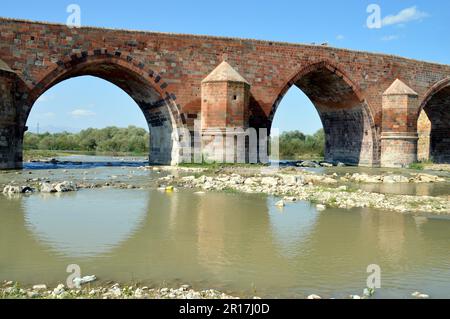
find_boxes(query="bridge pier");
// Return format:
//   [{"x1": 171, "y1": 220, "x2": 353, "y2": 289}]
[
  {"x1": 0, "y1": 62, "x2": 22, "y2": 169},
  {"x1": 380, "y1": 79, "x2": 419, "y2": 168},
  {"x1": 200, "y1": 61, "x2": 254, "y2": 163}
]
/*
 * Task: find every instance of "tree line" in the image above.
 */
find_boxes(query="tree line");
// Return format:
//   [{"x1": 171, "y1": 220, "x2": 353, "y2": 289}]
[
  {"x1": 24, "y1": 126, "x2": 150, "y2": 154},
  {"x1": 278, "y1": 129, "x2": 325, "y2": 159},
  {"x1": 24, "y1": 126, "x2": 324, "y2": 159}
]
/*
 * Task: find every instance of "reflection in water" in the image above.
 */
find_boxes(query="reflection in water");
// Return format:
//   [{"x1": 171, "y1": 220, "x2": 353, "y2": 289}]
[
  {"x1": 267, "y1": 199, "x2": 318, "y2": 259},
  {"x1": 0, "y1": 189, "x2": 450, "y2": 298},
  {"x1": 23, "y1": 190, "x2": 147, "y2": 258}
]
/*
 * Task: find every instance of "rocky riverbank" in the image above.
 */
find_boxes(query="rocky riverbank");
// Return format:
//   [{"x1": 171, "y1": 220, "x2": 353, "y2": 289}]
[
  {"x1": 1, "y1": 165, "x2": 449, "y2": 215},
  {"x1": 0, "y1": 281, "x2": 432, "y2": 299},
  {"x1": 0, "y1": 281, "x2": 241, "y2": 299},
  {"x1": 160, "y1": 169, "x2": 449, "y2": 215}
]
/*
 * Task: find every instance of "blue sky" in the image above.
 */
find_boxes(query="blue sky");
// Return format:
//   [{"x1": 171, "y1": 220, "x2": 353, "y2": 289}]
[{"x1": 2, "y1": 0, "x2": 449, "y2": 134}]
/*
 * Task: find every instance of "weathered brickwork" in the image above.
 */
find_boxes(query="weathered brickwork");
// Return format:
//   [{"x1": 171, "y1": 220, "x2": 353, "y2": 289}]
[
  {"x1": 0, "y1": 67, "x2": 22, "y2": 169},
  {"x1": 0, "y1": 18, "x2": 449, "y2": 168},
  {"x1": 380, "y1": 80, "x2": 420, "y2": 167},
  {"x1": 200, "y1": 62, "x2": 251, "y2": 162},
  {"x1": 417, "y1": 110, "x2": 431, "y2": 161}
]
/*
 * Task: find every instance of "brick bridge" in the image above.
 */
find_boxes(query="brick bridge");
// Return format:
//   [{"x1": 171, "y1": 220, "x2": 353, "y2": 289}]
[{"x1": 0, "y1": 18, "x2": 449, "y2": 168}]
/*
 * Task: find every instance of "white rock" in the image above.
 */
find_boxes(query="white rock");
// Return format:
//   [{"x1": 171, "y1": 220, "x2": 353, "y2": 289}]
[
  {"x1": 412, "y1": 291, "x2": 429, "y2": 299},
  {"x1": 110, "y1": 287, "x2": 122, "y2": 297},
  {"x1": 320, "y1": 162, "x2": 333, "y2": 167},
  {"x1": 33, "y1": 284, "x2": 47, "y2": 290},
  {"x1": 53, "y1": 284, "x2": 65, "y2": 295},
  {"x1": 307, "y1": 294, "x2": 322, "y2": 299},
  {"x1": 54, "y1": 181, "x2": 77, "y2": 192},
  {"x1": 40, "y1": 182, "x2": 56, "y2": 193},
  {"x1": 27, "y1": 291, "x2": 39, "y2": 298},
  {"x1": 316, "y1": 204, "x2": 326, "y2": 211},
  {"x1": 73, "y1": 275, "x2": 96, "y2": 288},
  {"x1": 281, "y1": 175, "x2": 297, "y2": 186},
  {"x1": 3, "y1": 185, "x2": 21, "y2": 194},
  {"x1": 275, "y1": 200, "x2": 285, "y2": 207},
  {"x1": 261, "y1": 177, "x2": 278, "y2": 186}
]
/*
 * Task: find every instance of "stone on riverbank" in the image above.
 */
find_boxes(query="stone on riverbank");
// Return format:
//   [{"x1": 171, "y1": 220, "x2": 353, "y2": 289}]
[
  {"x1": 346, "y1": 172, "x2": 446, "y2": 184},
  {"x1": 411, "y1": 291, "x2": 429, "y2": 299},
  {"x1": 174, "y1": 170, "x2": 449, "y2": 215},
  {"x1": 3, "y1": 185, "x2": 34, "y2": 194},
  {"x1": 275, "y1": 200, "x2": 285, "y2": 207},
  {"x1": 40, "y1": 181, "x2": 77, "y2": 193},
  {"x1": 32, "y1": 284, "x2": 47, "y2": 290}
]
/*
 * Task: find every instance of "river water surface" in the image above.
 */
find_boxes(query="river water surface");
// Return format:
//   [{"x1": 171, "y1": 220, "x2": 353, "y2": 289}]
[{"x1": 0, "y1": 157, "x2": 449, "y2": 298}]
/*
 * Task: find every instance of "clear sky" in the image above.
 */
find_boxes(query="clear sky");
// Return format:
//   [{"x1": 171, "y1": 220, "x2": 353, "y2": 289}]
[{"x1": 2, "y1": 0, "x2": 449, "y2": 134}]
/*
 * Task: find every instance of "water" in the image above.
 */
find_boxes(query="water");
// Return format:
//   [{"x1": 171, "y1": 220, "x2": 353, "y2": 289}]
[
  {"x1": 1, "y1": 187, "x2": 449, "y2": 298},
  {"x1": 25, "y1": 155, "x2": 148, "y2": 170}
]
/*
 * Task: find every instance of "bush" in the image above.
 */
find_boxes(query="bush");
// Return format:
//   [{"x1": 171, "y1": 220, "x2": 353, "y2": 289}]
[
  {"x1": 24, "y1": 126, "x2": 149, "y2": 154},
  {"x1": 279, "y1": 129, "x2": 324, "y2": 159}
]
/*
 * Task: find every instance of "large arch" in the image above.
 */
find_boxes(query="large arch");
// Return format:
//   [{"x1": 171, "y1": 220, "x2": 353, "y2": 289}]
[
  {"x1": 269, "y1": 61, "x2": 378, "y2": 166},
  {"x1": 417, "y1": 78, "x2": 450, "y2": 163},
  {"x1": 18, "y1": 52, "x2": 185, "y2": 165}
]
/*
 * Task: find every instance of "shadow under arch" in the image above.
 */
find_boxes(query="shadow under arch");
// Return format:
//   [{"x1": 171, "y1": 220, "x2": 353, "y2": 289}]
[
  {"x1": 268, "y1": 61, "x2": 379, "y2": 166},
  {"x1": 18, "y1": 52, "x2": 186, "y2": 165},
  {"x1": 417, "y1": 77, "x2": 450, "y2": 163}
]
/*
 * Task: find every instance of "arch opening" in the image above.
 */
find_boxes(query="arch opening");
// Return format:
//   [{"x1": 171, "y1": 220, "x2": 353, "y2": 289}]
[
  {"x1": 271, "y1": 86, "x2": 324, "y2": 160},
  {"x1": 270, "y1": 63, "x2": 377, "y2": 166},
  {"x1": 25, "y1": 76, "x2": 150, "y2": 156},
  {"x1": 21, "y1": 58, "x2": 181, "y2": 165},
  {"x1": 418, "y1": 83, "x2": 450, "y2": 163}
]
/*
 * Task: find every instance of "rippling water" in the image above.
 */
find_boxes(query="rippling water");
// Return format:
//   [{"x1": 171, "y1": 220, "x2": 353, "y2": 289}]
[{"x1": 1, "y1": 187, "x2": 449, "y2": 298}]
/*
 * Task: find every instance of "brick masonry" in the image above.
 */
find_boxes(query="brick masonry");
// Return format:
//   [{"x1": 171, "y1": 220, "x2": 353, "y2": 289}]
[{"x1": 0, "y1": 18, "x2": 449, "y2": 168}]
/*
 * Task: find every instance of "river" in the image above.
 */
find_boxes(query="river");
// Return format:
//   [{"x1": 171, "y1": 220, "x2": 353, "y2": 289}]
[{"x1": 0, "y1": 156, "x2": 449, "y2": 298}]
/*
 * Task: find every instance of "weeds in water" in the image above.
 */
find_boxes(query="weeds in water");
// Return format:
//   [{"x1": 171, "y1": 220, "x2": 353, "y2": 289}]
[
  {"x1": 409, "y1": 159, "x2": 434, "y2": 170},
  {"x1": 409, "y1": 162, "x2": 425, "y2": 170}
]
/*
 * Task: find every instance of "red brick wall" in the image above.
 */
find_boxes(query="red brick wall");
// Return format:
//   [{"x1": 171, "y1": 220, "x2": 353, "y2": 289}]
[{"x1": 0, "y1": 18, "x2": 449, "y2": 166}]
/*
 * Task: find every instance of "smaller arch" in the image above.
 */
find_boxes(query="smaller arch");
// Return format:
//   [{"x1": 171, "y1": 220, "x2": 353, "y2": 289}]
[
  {"x1": 269, "y1": 60, "x2": 364, "y2": 123},
  {"x1": 417, "y1": 77, "x2": 450, "y2": 163},
  {"x1": 418, "y1": 77, "x2": 450, "y2": 116},
  {"x1": 268, "y1": 60, "x2": 379, "y2": 166}
]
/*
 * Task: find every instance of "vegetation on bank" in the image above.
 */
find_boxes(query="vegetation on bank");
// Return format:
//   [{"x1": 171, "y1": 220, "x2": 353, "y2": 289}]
[
  {"x1": 278, "y1": 129, "x2": 325, "y2": 160},
  {"x1": 24, "y1": 126, "x2": 149, "y2": 156},
  {"x1": 409, "y1": 160, "x2": 436, "y2": 170},
  {"x1": 24, "y1": 126, "x2": 325, "y2": 161}
]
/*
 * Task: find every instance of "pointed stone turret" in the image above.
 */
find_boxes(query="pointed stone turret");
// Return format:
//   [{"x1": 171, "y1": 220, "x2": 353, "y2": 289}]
[
  {"x1": 381, "y1": 79, "x2": 419, "y2": 168},
  {"x1": 383, "y1": 79, "x2": 418, "y2": 96},
  {"x1": 201, "y1": 61, "x2": 250, "y2": 129},
  {"x1": 201, "y1": 61, "x2": 251, "y2": 163},
  {"x1": 202, "y1": 61, "x2": 249, "y2": 85}
]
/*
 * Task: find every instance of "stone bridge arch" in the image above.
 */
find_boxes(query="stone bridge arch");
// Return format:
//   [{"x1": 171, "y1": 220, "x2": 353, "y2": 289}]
[
  {"x1": 417, "y1": 77, "x2": 450, "y2": 163},
  {"x1": 16, "y1": 51, "x2": 186, "y2": 166},
  {"x1": 268, "y1": 61, "x2": 379, "y2": 166}
]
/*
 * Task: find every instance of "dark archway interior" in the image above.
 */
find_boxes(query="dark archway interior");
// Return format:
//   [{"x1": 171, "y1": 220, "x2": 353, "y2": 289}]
[
  {"x1": 419, "y1": 85, "x2": 450, "y2": 163},
  {"x1": 25, "y1": 62, "x2": 176, "y2": 164},
  {"x1": 274, "y1": 66, "x2": 375, "y2": 166}
]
